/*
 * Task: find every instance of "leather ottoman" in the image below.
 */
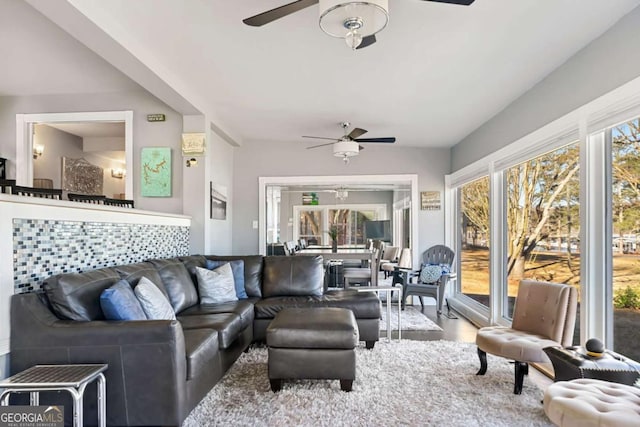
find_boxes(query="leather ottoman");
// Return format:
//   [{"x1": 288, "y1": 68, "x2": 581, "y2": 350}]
[
  {"x1": 266, "y1": 307, "x2": 359, "y2": 392},
  {"x1": 544, "y1": 346, "x2": 640, "y2": 385}
]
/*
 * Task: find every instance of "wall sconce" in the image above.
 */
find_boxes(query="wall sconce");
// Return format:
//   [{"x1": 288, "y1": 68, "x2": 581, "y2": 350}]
[
  {"x1": 186, "y1": 158, "x2": 198, "y2": 167},
  {"x1": 111, "y1": 168, "x2": 126, "y2": 179},
  {"x1": 33, "y1": 145, "x2": 44, "y2": 159}
]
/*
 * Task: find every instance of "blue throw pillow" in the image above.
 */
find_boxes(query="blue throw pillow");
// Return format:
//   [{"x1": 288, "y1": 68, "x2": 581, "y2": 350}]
[
  {"x1": 205, "y1": 259, "x2": 248, "y2": 299},
  {"x1": 100, "y1": 280, "x2": 147, "y2": 321}
]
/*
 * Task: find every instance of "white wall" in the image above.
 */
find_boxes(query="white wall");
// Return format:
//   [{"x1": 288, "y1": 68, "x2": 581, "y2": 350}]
[
  {"x1": 232, "y1": 141, "x2": 449, "y2": 256},
  {"x1": 451, "y1": 5, "x2": 640, "y2": 171},
  {"x1": 207, "y1": 127, "x2": 234, "y2": 255}
]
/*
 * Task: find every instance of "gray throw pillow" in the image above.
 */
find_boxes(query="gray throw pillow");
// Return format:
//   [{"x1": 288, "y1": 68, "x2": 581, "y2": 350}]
[
  {"x1": 196, "y1": 264, "x2": 238, "y2": 304},
  {"x1": 134, "y1": 276, "x2": 176, "y2": 320}
]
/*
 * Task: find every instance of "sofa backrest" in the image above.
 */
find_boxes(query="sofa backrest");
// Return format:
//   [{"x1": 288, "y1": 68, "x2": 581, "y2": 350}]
[
  {"x1": 43, "y1": 267, "x2": 120, "y2": 321},
  {"x1": 112, "y1": 262, "x2": 169, "y2": 296},
  {"x1": 204, "y1": 255, "x2": 264, "y2": 298},
  {"x1": 262, "y1": 255, "x2": 324, "y2": 298},
  {"x1": 148, "y1": 258, "x2": 198, "y2": 313}
]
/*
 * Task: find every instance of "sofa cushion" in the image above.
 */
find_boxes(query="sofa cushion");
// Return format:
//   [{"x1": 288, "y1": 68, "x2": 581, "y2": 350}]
[
  {"x1": 100, "y1": 280, "x2": 147, "y2": 321},
  {"x1": 262, "y1": 255, "x2": 324, "y2": 298},
  {"x1": 113, "y1": 262, "x2": 169, "y2": 297},
  {"x1": 205, "y1": 255, "x2": 263, "y2": 298},
  {"x1": 206, "y1": 259, "x2": 248, "y2": 299},
  {"x1": 183, "y1": 328, "x2": 219, "y2": 380},
  {"x1": 178, "y1": 313, "x2": 243, "y2": 349},
  {"x1": 134, "y1": 276, "x2": 176, "y2": 320},
  {"x1": 255, "y1": 290, "x2": 381, "y2": 319},
  {"x1": 179, "y1": 299, "x2": 256, "y2": 330},
  {"x1": 196, "y1": 265, "x2": 238, "y2": 304},
  {"x1": 148, "y1": 258, "x2": 198, "y2": 313},
  {"x1": 43, "y1": 267, "x2": 120, "y2": 321}
]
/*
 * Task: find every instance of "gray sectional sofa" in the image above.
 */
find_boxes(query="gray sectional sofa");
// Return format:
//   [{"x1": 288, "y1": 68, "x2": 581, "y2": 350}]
[{"x1": 10, "y1": 254, "x2": 381, "y2": 426}]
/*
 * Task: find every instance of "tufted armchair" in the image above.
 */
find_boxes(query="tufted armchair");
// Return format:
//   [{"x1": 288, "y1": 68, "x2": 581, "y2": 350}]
[{"x1": 475, "y1": 279, "x2": 577, "y2": 394}]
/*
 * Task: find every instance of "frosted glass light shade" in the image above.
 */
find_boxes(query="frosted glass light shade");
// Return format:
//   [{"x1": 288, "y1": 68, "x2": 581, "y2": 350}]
[{"x1": 319, "y1": 0, "x2": 389, "y2": 38}]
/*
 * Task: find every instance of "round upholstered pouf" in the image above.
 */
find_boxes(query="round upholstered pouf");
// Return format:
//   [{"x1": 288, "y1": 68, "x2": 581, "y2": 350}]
[{"x1": 543, "y1": 378, "x2": 640, "y2": 427}]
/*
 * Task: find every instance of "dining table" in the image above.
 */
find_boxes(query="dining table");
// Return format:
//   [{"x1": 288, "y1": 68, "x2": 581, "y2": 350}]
[{"x1": 296, "y1": 247, "x2": 378, "y2": 287}]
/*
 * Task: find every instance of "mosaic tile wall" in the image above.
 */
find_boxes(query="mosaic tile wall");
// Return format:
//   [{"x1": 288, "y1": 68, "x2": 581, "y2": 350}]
[{"x1": 13, "y1": 219, "x2": 190, "y2": 293}]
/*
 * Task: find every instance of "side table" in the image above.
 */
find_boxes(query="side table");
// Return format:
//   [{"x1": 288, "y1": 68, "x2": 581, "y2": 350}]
[
  {"x1": 355, "y1": 285, "x2": 402, "y2": 341},
  {"x1": 0, "y1": 364, "x2": 108, "y2": 427},
  {"x1": 544, "y1": 346, "x2": 640, "y2": 385}
]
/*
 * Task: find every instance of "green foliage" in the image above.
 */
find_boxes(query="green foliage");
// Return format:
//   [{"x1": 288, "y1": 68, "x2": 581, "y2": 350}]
[
  {"x1": 325, "y1": 225, "x2": 340, "y2": 241},
  {"x1": 614, "y1": 285, "x2": 640, "y2": 309}
]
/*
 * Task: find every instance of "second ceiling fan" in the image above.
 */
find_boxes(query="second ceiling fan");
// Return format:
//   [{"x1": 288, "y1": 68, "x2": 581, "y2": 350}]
[
  {"x1": 305, "y1": 121, "x2": 395, "y2": 163},
  {"x1": 243, "y1": 0, "x2": 476, "y2": 50}
]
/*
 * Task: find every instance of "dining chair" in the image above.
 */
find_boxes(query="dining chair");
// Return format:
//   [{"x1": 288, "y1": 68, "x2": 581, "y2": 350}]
[
  {"x1": 103, "y1": 198, "x2": 135, "y2": 208},
  {"x1": 379, "y1": 246, "x2": 400, "y2": 278},
  {"x1": 13, "y1": 185, "x2": 62, "y2": 199},
  {"x1": 343, "y1": 248, "x2": 380, "y2": 288},
  {"x1": 68, "y1": 193, "x2": 106, "y2": 204},
  {"x1": 0, "y1": 179, "x2": 16, "y2": 194}
]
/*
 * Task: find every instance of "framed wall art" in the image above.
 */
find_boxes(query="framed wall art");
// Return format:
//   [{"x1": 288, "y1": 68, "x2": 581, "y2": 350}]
[
  {"x1": 141, "y1": 147, "x2": 171, "y2": 197},
  {"x1": 210, "y1": 182, "x2": 227, "y2": 220},
  {"x1": 61, "y1": 157, "x2": 103, "y2": 194},
  {"x1": 420, "y1": 191, "x2": 441, "y2": 211}
]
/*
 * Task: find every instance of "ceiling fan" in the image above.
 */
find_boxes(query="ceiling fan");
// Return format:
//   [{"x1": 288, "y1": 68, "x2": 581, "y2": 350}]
[
  {"x1": 243, "y1": 0, "x2": 476, "y2": 50},
  {"x1": 304, "y1": 121, "x2": 395, "y2": 163}
]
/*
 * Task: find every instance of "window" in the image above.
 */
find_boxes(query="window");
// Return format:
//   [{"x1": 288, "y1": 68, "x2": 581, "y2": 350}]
[
  {"x1": 505, "y1": 142, "x2": 580, "y2": 319},
  {"x1": 294, "y1": 204, "x2": 387, "y2": 246},
  {"x1": 298, "y1": 209, "x2": 323, "y2": 245},
  {"x1": 610, "y1": 116, "x2": 640, "y2": 361},
  {"x1": 459, "y1": 176, "x2": 490, "y2": 307}
]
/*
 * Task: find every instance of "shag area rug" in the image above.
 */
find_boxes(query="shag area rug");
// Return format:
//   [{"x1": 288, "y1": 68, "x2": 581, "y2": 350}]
[
  {"x1": 183, "y1": 340, "x2": 552, "y2": 427},
  {"x1": 379, "y1": 306, "x2": 442, "y2": 331}
]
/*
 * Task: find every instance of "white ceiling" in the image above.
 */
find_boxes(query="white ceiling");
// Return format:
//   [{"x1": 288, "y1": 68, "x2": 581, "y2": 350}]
[{"x1": 11, "y1": 0, "x2": 640, "y2": 148}]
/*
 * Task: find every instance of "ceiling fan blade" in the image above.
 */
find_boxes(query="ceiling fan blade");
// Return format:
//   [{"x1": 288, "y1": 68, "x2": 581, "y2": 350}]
[
  {"x1": 422, "y1": 0, "x2": 475, "y2": 5},
  {"x1": 307, "y1": 142, "x2": 337, "y2": 149},
  {"x1": 356, "y1": 34, "x2": 376, "y2": 50},
  {"x1": 302, "y1": 135, "x2": 341, "y2": 141},
  {"x1": 347, "y1": 127, "x2": 368, "y2": 139},
  {"x1": 354, "y1": 137, "x2": 396, "y2": 143},
  {"x1": 243, "y1": 0, "x2": 319, "y2": 27}
]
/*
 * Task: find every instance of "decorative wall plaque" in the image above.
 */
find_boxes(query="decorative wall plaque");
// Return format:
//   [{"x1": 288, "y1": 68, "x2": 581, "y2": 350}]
[
  {"x1": 181, "y1": 133, "x2": 206, "y2": 155},
  {"x1": 421, "y1": 191, "x2": 441, "y2": 211}
]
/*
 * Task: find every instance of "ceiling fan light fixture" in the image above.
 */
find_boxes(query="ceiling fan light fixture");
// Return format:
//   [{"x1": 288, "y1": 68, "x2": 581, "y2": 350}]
[
  {"x1": 345, "y1": 30, "x2": 363, "y2": 50},
  {"x1": 319, "y1": 0, "x2": 389, "y2": 47},
  {"x1": 333, "y1": 140, "x2": 360, "y2": 160}
]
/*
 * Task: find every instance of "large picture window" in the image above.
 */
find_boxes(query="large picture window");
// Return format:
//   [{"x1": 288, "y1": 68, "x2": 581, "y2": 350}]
[
  {"x1": 505, "y1": 143, "x2": 580, "y2": 319},
  {"x1": 610, "y1": 116, "x2": 640, "y2": 361},
  {"x1": 459, "y1": 176, "x2": 490, "y2": 308}
]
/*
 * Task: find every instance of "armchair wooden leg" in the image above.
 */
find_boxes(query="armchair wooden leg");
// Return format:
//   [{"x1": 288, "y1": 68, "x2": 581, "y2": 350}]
[
  {"x1": 514, "y1": 362, "x2": 528, "y2": 395},
  {"x1": 476, "y1": 348, "x2": 488, "y2": 375}
]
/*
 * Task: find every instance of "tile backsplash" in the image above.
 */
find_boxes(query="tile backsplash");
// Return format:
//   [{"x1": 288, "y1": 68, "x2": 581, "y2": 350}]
[{"x1": 13, "y1": 219, "x2": 189, "y2": 293}]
